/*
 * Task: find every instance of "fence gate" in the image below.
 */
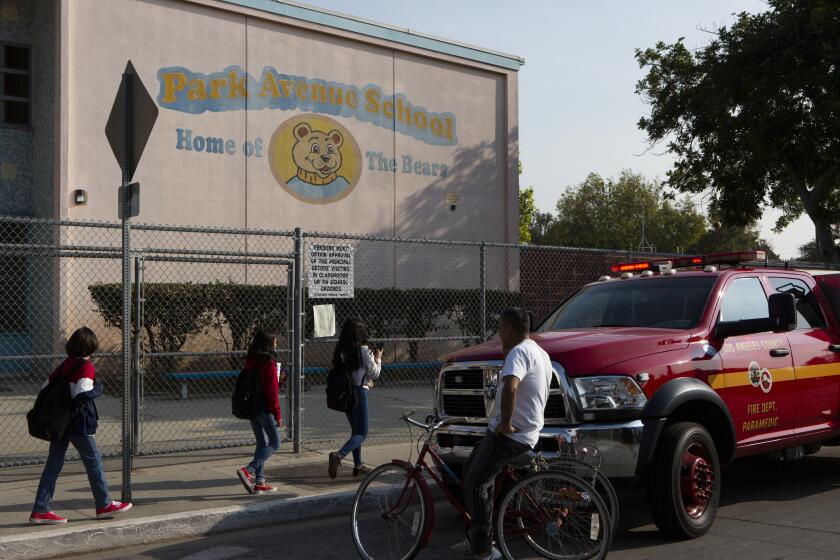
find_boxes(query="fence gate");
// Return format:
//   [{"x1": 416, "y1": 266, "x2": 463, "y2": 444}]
[{"x1": 128, "y1": 225, "x2": 300, "y2": 456}]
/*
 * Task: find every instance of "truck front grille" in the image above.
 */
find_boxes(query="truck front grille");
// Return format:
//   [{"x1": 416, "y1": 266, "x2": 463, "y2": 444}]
[
  {"x1": 545, "y1": 394, "x2": 566, "y2": 419},
  {"x1": 443, "y1": 369, "x2": 484, "y2": 389},
  {"x1": 442, "y1": 394, "x2": 486, "y2": 417}
]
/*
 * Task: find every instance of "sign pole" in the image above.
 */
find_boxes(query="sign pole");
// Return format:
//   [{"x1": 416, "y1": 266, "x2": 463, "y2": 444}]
[{"x1": 120, "y1": 71, "x2": 133, "y2": 503}]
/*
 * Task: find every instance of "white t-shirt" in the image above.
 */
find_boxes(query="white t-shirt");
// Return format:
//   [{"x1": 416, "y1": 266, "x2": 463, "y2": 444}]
[{"x1": 487, "y1": 339, "x2": 552, "y2": 448}]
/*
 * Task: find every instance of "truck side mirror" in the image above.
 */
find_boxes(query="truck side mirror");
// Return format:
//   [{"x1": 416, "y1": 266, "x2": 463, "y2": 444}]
[{"x1": 769, "y1": 292, "x2": 797, "y2": 332}]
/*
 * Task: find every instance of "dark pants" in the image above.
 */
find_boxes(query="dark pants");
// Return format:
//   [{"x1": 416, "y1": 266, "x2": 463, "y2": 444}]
[
  {"x1": 339, "y1": 387, "x2": 368, "y2": 467},
  {"x1": 247, "y1": 412, "x2": 281, "y2": 484},
  {"x1": 462, "y1": 430, "x2": 529, "y2": 555}
]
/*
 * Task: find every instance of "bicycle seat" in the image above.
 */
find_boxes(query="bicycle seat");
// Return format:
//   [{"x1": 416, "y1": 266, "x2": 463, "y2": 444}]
[{"x1": 509, "y1": 451, "x2": 537, "y2": 467}]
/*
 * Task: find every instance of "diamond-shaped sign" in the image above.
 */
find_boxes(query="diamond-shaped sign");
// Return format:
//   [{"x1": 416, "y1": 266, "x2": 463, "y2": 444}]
[{"x1": 105, "y1": 61, "x2": 158, "y2": 182}]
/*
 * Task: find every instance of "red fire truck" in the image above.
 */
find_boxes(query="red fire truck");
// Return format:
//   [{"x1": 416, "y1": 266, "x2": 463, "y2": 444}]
[{"x1": 434, "y1": 252, "x2": 840, "y2": 538}]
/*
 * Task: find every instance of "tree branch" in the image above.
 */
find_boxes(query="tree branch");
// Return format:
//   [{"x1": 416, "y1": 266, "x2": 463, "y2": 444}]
[{"x1": 811, "y1": 163, "x2": 840, "y2": 205}]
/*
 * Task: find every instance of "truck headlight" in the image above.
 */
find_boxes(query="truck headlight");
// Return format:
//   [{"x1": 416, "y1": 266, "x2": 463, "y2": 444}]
[{"x1": 573, "y1": 376, "x2": 647, "y2": 410}]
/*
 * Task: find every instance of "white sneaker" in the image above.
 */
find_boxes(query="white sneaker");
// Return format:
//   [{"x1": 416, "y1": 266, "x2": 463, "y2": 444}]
[{"x1": 481, "y1": 547, "x2": 503, "y2": 560}]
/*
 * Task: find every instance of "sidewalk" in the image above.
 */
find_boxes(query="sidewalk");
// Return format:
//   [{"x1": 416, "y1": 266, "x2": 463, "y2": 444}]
[{"x1": 0, "y1": 441, "x2": 413, "y2": 559}]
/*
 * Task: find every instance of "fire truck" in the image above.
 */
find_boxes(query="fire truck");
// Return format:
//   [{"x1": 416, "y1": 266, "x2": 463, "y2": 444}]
[{"x1": 433, "y1": 252, "x2": 840, "y2": 538}]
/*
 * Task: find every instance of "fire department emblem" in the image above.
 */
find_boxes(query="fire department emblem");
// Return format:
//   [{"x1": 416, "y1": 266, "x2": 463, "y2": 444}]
[{"x1": 748, "y1": 361, "x2": 773, "y2": 394}]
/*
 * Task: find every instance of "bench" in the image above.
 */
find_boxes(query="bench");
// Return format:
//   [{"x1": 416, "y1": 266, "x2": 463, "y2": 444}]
[{"x1": 165, "y1": 361, "x2": 442, "y2": 399}]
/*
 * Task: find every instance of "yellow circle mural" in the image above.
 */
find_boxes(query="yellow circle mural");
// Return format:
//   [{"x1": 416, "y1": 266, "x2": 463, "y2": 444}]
[{"x1": 268, "y1": 114, "x2": 362, "y2": 205}]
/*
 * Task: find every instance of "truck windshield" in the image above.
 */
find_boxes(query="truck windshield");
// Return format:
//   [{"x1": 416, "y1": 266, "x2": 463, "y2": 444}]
[{"x1": 538, "y1": 276, "x2": 717, "y2": 331}]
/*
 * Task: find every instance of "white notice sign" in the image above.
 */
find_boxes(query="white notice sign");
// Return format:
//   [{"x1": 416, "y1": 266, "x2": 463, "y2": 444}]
[{"x1": 308, "y1": 243, "x2": 354, "y2": 298}]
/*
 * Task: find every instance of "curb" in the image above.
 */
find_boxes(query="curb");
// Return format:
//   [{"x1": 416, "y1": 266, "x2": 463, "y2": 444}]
[{"x1": 0, "y1": 489, "x2": 358, "y2": 560}]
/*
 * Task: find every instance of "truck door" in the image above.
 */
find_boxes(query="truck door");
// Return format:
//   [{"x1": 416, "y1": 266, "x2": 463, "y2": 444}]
[
  {"x1": 716, "y1": 276, "x2": 796, "y2": 445},
  {"x1": 784, "y1": 274, "x2": 840, "y2": 434}
]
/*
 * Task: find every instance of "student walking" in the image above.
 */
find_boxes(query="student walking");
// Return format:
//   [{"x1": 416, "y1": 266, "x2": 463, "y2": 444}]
[
  {"x1": 30, "y1": 327, "x2": 132, "y2": 525},
  {"x1": 236, "y1": 330, "x2": 284, "y2": 495},
  {"x1": 328, "y1": 319, "x2": 381, "y2": 479}
]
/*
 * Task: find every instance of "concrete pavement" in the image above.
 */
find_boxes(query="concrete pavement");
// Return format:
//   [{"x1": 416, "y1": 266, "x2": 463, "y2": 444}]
[
  {"x1": 0, "y1": 441, "x2": 413, "y2": 559},
  {"x1": 55, "y1": 447, "x2": 840, "y2": 560}
]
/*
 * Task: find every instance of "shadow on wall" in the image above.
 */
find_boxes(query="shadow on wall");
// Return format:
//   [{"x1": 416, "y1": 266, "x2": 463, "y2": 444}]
[{"x1": 397, "y1": 127, "x2": 518, "y2": 243}]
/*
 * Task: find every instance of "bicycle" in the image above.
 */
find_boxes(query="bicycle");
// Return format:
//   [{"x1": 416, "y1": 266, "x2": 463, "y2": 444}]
[{"x1": 351, "y1": 410, "x2": 612, "y2": 560}]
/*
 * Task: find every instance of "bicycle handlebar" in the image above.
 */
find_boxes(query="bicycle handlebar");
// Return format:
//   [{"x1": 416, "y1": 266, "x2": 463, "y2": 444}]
[{"x1": 400, "y1": 410, "x2": 469, "y2": 433}]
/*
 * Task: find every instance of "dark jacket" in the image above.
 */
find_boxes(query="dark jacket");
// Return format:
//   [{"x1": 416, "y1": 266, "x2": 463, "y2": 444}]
[{"x1": 49, "y1": 358, "x2": 102, "y2": 437}]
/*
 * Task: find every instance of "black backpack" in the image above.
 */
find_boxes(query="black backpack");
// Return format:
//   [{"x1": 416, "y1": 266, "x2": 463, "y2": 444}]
[
  {"x1": 326, "y1": 361, "x2": 358, "y2": 413},
  {"x1": 27, "y1": 361, "x2": 83, "y2": 441},
  {"x1": 232, "y1": 366, "x2": 264, "y2": 420}
]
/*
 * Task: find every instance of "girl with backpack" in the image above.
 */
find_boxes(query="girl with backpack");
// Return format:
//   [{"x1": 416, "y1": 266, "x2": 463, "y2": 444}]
[
  {"x1": 328, "y1": 319, "x2": 382, "y2": 479},
  {"x1": 236, "y1": 329, "x2": 284, "y2": 495},
  {"x1": 30, "y1": 327, "x2": 132, "y2": 524}
]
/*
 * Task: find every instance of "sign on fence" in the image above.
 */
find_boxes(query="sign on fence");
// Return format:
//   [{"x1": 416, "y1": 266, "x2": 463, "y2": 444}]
[{"x1": 308, "y1": 243, "x2": 354, "y2": 298}]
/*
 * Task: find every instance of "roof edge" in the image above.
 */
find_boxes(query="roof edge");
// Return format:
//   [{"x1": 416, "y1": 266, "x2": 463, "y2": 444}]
[{"x1": 220, "y1": 0, "x2": 525, "y2": 71}]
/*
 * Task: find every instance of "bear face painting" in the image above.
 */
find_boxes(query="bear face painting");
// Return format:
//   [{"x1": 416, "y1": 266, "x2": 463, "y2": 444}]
[{"x1": 285, "y1": 122, "x2": 350, "y2": 200}]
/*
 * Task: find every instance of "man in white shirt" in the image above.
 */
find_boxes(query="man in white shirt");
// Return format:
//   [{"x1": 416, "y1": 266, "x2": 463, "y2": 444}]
[{"x1": 459, "y1": 308, "x2": 552, "y2": 559}]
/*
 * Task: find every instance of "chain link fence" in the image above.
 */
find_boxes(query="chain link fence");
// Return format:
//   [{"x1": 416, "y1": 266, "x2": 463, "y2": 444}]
[{"x1": 0, "y1": 215, "x2": 837, "y2": 466}]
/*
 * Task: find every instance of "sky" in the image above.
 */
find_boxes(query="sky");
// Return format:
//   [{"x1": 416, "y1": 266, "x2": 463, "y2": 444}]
[{"x1": 300, "y1": 0, "x2": 812, "y2": 258}]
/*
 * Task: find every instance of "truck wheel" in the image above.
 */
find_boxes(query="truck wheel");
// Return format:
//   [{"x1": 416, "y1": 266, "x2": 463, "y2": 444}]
[{"x1": 646, "y1": 421, "x2": 720, "y2": 539}]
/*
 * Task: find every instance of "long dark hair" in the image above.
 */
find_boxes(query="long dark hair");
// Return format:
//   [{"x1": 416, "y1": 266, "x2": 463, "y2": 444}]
[
  {"x1": 333, "y1": 318, "x2": 368, "y2": 371},
  {"x1": 247, "y1": 329, "x2": 277, "y2": 363}
]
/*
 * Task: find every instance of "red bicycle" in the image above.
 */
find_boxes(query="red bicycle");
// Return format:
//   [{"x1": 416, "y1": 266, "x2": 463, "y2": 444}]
[{"x1": 350, "y1": 411, "x2": 612, "y2": 560}]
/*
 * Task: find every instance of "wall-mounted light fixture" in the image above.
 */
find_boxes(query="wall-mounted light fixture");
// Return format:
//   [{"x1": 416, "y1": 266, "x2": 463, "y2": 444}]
[
  {"x1": 445, "y1": 191, "x2": 460, "y2": 212},
  {"x1": 74, "y1": 189, "x2": 87, "y2": 205}
]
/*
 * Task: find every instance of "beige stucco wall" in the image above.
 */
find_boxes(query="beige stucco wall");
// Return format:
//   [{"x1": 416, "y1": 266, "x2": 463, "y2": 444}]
[
  {"x1": 56, "y1": 0, "x2": 519, "y2": 343},
  {"x1": 62, "y1": 0, "x2": 518, "y2": 242}
]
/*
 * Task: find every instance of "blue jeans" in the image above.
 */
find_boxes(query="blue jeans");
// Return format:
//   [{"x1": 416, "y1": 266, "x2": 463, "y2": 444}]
[
  {"x1": 339, "y1": 387, "x2": 368, "y2": 467},
  {"x1": 34, "y1": 435, "x2": 111, "y2": 513},
  {"x1": 247, "y1": 412, "x2": 281, "y2": 484}
]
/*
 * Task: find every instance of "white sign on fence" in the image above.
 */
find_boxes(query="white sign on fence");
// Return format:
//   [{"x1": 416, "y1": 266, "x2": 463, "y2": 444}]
[{"x1": 308, "y1": 243, "x2": 354, "y2": 298}]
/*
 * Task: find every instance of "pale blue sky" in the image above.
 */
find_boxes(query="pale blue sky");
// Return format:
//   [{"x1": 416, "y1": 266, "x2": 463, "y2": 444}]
[{"x1": 300, "y1": 0, "x2": 810, "y2": 257}]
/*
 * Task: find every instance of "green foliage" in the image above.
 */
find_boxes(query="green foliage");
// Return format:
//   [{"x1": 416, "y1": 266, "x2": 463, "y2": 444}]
[
  {"x1": 540, "y1": 171, "x2": 707, "y2": 252},
  {"x1": 635, "y1": 0, "x2": 840, "y2": 262},
  {"x1": 88, "y1": 283, "x2": 521, "y2": 364},
  {"x1": 519, "y1": 187, "x2": 537, "y2": 243},
  {"x1": 686, "y1": 224, "x2": 778, "y2": 259}
]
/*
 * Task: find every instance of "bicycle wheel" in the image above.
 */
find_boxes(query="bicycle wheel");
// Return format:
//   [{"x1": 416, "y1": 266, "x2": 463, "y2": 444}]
[
  {"x1": 544, "y1": 460, "x2": 619, "y2": 539},
  {"x1": 351, "y1": 463, "x2": 427, "y2": 560},
  {"x1": 496, "y1": 471, "x2": 612, "y2": 560}
]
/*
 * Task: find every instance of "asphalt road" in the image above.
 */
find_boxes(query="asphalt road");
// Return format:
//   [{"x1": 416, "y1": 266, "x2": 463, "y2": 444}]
[{"x1": 64, "y1": 448, "x2": 840, "y2": 560}]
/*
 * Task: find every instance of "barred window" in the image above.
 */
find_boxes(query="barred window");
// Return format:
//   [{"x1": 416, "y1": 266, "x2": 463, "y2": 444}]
[
  {"x1": 0, "y1": 44, "x2": 30, "y2": 126},
  {"x1": 0, "y1": 223, "x2": 28, "y2": 333}
]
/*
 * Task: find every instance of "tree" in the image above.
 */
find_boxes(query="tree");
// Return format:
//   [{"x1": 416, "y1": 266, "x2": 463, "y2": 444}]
[
  {"x1": 529, "y1": 211, "x2": 555, "y2": 245},
  {"x1": 543, "y1": 171, "x2": 707, "y2": 253},
  {"x1": 519, "y1": 186, "x2": 537, "y2": 243},
  {"x1": 636, "y1": 0, "x2": 840, "y2": 262},
  {"x1": 687, "y1": 223, "x2": 778, "y2": 259},
  {"x1": 798, "y1": 240, "x2": 819, "y2": 262}
]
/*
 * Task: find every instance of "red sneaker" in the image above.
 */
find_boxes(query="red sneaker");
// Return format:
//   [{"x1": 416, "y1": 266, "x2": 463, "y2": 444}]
[
  {"x1": 237, "y1": 467, "x2": 255, "y2": 494},
  {"x1": 29, "y1": 511, "x2": 67, "y2": 525},
  {"x1": 95, "y1": 501, "x2": 132, "y2": 519},
  {"x1": 253, "y1": 483, "x2": 277, "y2": 495}
]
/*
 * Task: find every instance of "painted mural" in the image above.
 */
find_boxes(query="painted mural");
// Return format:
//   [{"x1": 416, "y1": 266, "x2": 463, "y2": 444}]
[
  {"x1": 157, "y1": 65, "x2": 458, "y2": 146},
  {"x1": 268, "y1": 115, "x2": 362, "y2": 205}
]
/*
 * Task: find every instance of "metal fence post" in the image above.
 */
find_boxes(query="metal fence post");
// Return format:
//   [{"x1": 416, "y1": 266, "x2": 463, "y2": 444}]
[
  {"x1": 120, "y1": 72, "x2": 133, "y2": 502},
  {"x1": 286, "y1": 265, "x2": 294, "y2": 441},
  {"x1": 293, "y1": 228, "x2": 303, "y2": 453},
  {"x1": 132, "y1": 255, "x2": 143, "y2": 456},
  {"x1": 480, "y1": 242, "x2": 487, "y2": 341}
]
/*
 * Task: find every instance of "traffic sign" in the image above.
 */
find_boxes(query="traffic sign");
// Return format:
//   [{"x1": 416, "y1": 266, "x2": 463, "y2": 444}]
[{"x1": 105, "y1": 61, "x2": 158, "y2": 182}]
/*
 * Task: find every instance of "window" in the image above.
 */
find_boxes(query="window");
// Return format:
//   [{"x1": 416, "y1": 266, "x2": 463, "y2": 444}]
[
  {"x1": 720, "y1": 277, "x2": 768, "y2": 322},
  {"x1": 0, "y1": 44, "x2": 30, "y2": 126},
  {"x1": 538, "y1": 276, "x2": 717, "y2": 331},
  {"x1": 0, "y1": 222, "x2": 28, "y2": 333},
  {"x1": 769, "y1": 277, "x2": 826, "y2": 329}
]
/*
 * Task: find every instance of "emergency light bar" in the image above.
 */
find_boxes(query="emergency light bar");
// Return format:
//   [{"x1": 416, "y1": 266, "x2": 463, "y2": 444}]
[{"x1": 611, "y1": 250, "x2": 766, "y2": 274}]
